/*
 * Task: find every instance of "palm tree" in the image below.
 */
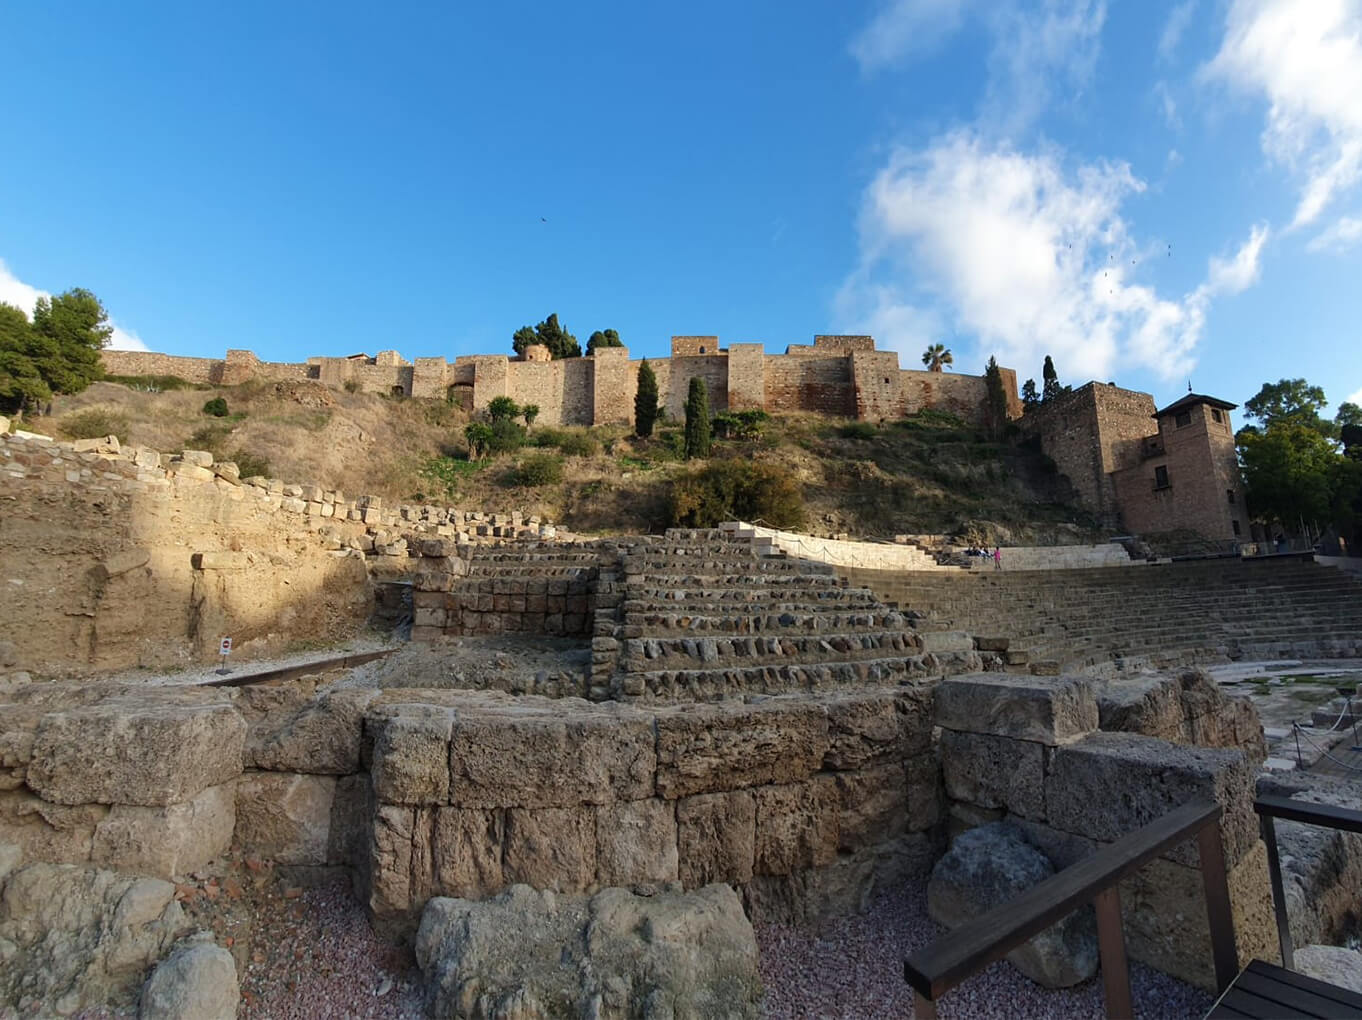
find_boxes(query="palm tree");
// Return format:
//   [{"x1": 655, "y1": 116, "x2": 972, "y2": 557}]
[{"x1": 922, "y1": 344, "x2": 953, "y2": 372}]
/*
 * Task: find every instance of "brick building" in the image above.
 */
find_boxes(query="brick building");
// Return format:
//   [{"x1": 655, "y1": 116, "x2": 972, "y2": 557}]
[{"x1": 1025, "y1": 383, "x2": 1248, "y2": 542}]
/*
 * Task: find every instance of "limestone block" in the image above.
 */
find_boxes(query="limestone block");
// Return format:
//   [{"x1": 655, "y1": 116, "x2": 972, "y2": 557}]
[
  {"x1": 0, "y1": 789, "x2": 107, "y2": 864},
  {"x1": 822, "y1": 686, "x2": 933, "y2": 770},
  {"x1": 139, "y1": 941, "x2": 240, "y2": 1020},
  {"x1": 371, "y1": 708, "x2": 456, "y2": 805},
  {"x1": 432, "y1": 807, "x2": 504, "y2": 899},
  {"x1": 940, "y1": 729, "x2": 1046, "y2": 820},
  {"x1": 87, "y1": 548, "x2": 150, "y2": 584},
  {"x1": 596, "y1": 799, "x2": 679, "y2": 887},
  {"x1": 677, "y1": 790, "x2": 756, "y2": 888},
  {"x1": 655, "y1": 699, "x2": 830, "y2": 799},
  {"x1": 905, "y1": 752, "x2": 943, "y2": 831},
  {"x1": 233, "y1": 772, "x2": 337, "y2": 865},
  {"x1": 190, "y1": 551, "x2": 250, "y2": 571},
  {"x1": 935, "y1": 673, "x2": 1098, "y2": 746},
  {"x1": 919, "y1": 631, "x2": 975, "y2": 654},
  {"x1": 1295, "y1": 946, "x2": 1362, "y2": 994},
  {"x1": 1092, "y1": 675, "x2": 1184, "y2": 740},
  {"x1": 448, "y1": 702, "x2": 654, "y2": 808},
  {"x1": 327, "y1": 774, "x2": 372, "y2": 869},
  {"x1": 27, "y1": 698, "x2": 246, "y2": 807},
  {"x1": 170, "y1": 463, "x2": 214, "y2": 482},
  {"x1": 1119, "y1": 839, "x2": 1277, "y2": 991},
  {"x1": 364, "y1": 805, "x2": 414, "y2": 927},
  {"x1": 71, "y1": 434, "x2": 119, "y2": 453},
  {"x1": 180, "y1": 449, "x2": 214, "y2": 467},
  {"x1": 753, "y1": 778, "x2": 839, "y2": 876},
  {"x1": 834, "y1": 763, "x2": 909, "y2": 851},
  {"x1": 249, "y1": 688, "x2": 377, "y2": 774},
  {"x1": 502, "y1": 806, "x2": 596, "y2": 892},
  {"x1": 91, "y1": 783, "x2": 235, "y2": 879},
  {"x1": 1045, "y1": 732, "x2": 1256, "y2": 869}
]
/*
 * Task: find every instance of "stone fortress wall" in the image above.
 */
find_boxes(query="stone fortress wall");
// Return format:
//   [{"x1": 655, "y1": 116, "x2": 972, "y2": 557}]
[{"x1": 101, "y1": 334, "x2": 1023, "y2": 429}]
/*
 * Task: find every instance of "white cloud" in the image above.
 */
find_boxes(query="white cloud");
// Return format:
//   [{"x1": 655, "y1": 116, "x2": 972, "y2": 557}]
[
  {"x1": 836, "y1": 132, "x2": 1268, "y2": 383},
  {"x1": 1346, "y1": 386, "x2": 1362, "y2": 406},
  {"x1": 1204, "y1": 0, "x2": 1362, "y2": 230},
  {"x1": 1306, "y1": 215, "x2": 1362, "y2": 252},
  {"x1": 1154, "y1": 80, "x2": 1180, "y2": 129},
  {"x1": 849, "y1": 0, "x2": 973, "y2": 72},
  {"x1": 1158, "y1": 1, "x2": 1197, "y2": 62},
  {"x1": 0, "y1": 258, "x2": 149, "y2": 352}
]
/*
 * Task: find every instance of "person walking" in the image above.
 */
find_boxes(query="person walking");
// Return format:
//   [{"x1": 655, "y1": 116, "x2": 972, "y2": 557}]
[{"x1": 993, "y1": 546, "x2": 1002, "y2": 571}]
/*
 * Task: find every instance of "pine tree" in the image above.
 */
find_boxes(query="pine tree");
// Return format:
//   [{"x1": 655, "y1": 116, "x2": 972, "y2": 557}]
[
  {"x1": 634, "y1": 359, "x2": 659, "y2": 438},
  {"x1": 684, "y1": 377, "x2": 711, "y2": 459},
  {"x1": 1021, "y1": 378, "x2": 1040, "y2": 410},
  {"x1": 1042, "y1": 355, "x2": 1061, "y2": 402}
]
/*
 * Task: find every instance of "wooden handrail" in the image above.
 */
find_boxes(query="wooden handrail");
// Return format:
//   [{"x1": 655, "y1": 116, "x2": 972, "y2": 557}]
[
  {"x1": 1254, "y1": 793, "x2": 1362, "y2": 972},
  {"x1": 905, "y1": 799, "x2": 1239, "y2": 1018}
]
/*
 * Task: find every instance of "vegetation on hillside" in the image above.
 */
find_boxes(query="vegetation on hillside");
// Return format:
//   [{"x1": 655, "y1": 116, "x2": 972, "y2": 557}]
[{"x1": 0, "y1": 289, "x2": 112, "y2": 416}]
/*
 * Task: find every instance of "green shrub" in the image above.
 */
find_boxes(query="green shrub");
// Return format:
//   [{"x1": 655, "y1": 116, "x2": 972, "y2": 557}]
[
  {"x1": 231, "y1": 450, "x2": 271, "y2": 478},
  {"x1": 837, "y1": 421, "x2": 878, "y2": 441},
  {"x1": 713, "y1": 409, "x2": 770, "y2": 441},
  {"x1": 668, "y1": 459, "x2": 805, "y2": 529},
  {"x1": 487, "y1": 396, "x2": 521, "y2": 423},
  {"x1": 418, "y1": 454, "x2": 484, "y2": 497},
  {"x1": 514, "y1": 452, "x2": 564, "y2": 486},
  {"x1": 187, "y1": 424, "x2": 231, "y2": 455},
  {"x1": 202, "y1": 397, "x2": 229, "y2": 417},
  {"x1": 488, "y1": 417, "x2": 526, "y2": 455},
  {"x1": 343, "y1": 378, "x2": 362, "y2": 394},
  {"x1": 531, "y1": 427, "x2": 598, "y2": 457},
  {"x1": 60, "y1": 408, "x2": 130, "y2": 443}
]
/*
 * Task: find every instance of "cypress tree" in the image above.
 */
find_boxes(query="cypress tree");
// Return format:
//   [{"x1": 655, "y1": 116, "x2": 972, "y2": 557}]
[
  {"x1": 984, "y1": 356, "x2": 1008, "y2": 439},
  {"x1": 1042, "y1": 355, "x2": 1060, "y2": 402},
  {"x1": 684, "y1": 377, "x2": 711, "y2": 459},
  {"x1": 634, "y1": 359, "x2": 659, "y2": 438}
]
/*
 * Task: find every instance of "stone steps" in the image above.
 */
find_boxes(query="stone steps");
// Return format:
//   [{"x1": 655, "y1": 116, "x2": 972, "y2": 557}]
[
  {"x1": 617, "y1": 654, "x2": 949, "y2": 700},
  {"x1": 621, "y1": 629, "x2": 921, "y2": 670},
  {"x1": 621, "y1": 609, "x2": 902, "y2": 634}
]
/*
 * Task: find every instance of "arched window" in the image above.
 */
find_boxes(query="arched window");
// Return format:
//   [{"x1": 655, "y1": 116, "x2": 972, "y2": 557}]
[{"x1": 699, "y1": 346, "x2": 706, "y2": 354}]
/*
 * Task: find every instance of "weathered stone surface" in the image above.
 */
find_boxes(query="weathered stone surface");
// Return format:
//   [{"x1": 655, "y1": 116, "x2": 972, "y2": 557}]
[
  {"x1": 88, "y1": 548, "x2": 151, "y2": 585},
  {"x1": 1295, "y1": 945, "x2": 1362, "y2": 994},
  {"x1": 363, "y1": 805, "x2": 414, "y2": 931},
  {"x1": 677, "y1": 790, "x2": 756, "y2": 888},
  {"x1": 233, "y1": 772, "x2": 337, "y2": 866},
  {"x1": 753, "y1": 779, "x2": 838, "y2": 876},
  {"x1": 139, "y1": 940, "x2": 239, "y2": 1020},
  {"x1": 655, "y1": 699, "x2": 830, "y2": 799},
  {"x1": 249, "y1": 688, "x2": 377, "y2": 774},
  {"x1": 448, "y1": 701, "x2": 655, "y2": 808},
  {"x1": 928, "y1": 823, "x2": 1097, "y2": 988},
  {"x1": 433, "y1": 807, "x2": 504, "y2": 899},
  {"x1": 0, "y1": 861, "x2": 183, "y2": 1014},
  {"x1": 327, "y1": 774, "x2": 372, "y2": 870},
  {"x1": 595, "y1": 799, "x2": 678, "y2": 887},
  {"x1": 415, "y1": 884, "x2": 761, "y2": 1019},
  {"x1": 935, "y1": 673, "x2": 1098, "y2": 746},
  {"x1": 91, "y1": 782, "x2": 235, "y2": 879},
  {"x1": 371, "y1": 707, "x2": 456, "y2": 805},
  {"x1": 834, "y1": 763, "x2": 908, "y2": 850},
  {"x1": 940, "y1": 729, "x2": 1046, "y2": 820},
  {"x1": 502, "y1": 806, "x2": 596, "y2": 893},
  {"x1": 1046, "y1": 732, "x2": 1257, "y2": 869},
  {"x1": 822, "y1": 686, "x2": 933, "y2": 770},
  {"x1": 0, "y1": 790, "x2": 107, "y2": 864},
  {"x1": 1092, "y1": 674, "x2": 1184, "y2": 740},
  {"x1": 904, "y1": 752, "x2": 943, "y2": 832},
  {"x1": 1119, "y1": 839, "x2": 1276, "y2": 991},
  {"x1": 27, "y1": 696, "x2": 245, "y2": 807}
]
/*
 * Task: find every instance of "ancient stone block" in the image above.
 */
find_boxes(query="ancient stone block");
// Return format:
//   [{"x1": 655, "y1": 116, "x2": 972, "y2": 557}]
[
  {"x1": 364, "y1": 804, "x2": 414, "y2": 928},
  {"x1": 87, "y1": 549, "x2": 150, "y2": 584},
  {"x1": 834, "y1": 764, "x2": 908, "y2": 851},
  {"x1": 822, "y1": 686, "x2": 933, "y2": 770},
  {"x1": 677, "y1": 790, "x2": 756, "y2": 888},
  {"x1": 655, "y1": 699, "x2": 830, "y2": 799},
  {"x1": 935, "y1": 673, "x2": 1098, "y2": 746},
  {"x1": 503, "y1": 806, "x2": 596, "y2": 893},
  {"x1": 753, "y1": 778, "x2": 839, "y2": 876},
  {"x1": 432, "y1": 807, "x2": 505, "y2": 899},
  {"x1": 596, "y1": 798, "x2": 679, "y2": 887},
  {"x1": 91, "y1": 782, "x2": 235, "y2": 878},
  {"x1": 371, "y1": 707, "x2": 456, "y2": 805},
  {"x1": 249, "y1": 688, "x2": 377, "y2": 774},
  {"x1": 1092, "y1": 675, "x2": 1184, "y2": 740},
  {"x1": 233, "y1": 772, "x2": 337, "y2": 866},
  {"x1": 448, "y1": 702, "x2": 654, "y2": 808},
  {"x1": 940, "y1": 729, "x2": 1047, "y2": 820},
  {"x1": 905, "y1": 752, "x2": 943, "y2": 832},
  {"x1": 27, "y1": 698, "x2": 246, "y2": 807},
  {"x1": 1045, "y1": 732, "x2": 1256, "y2": 869},
  {"x1": 0, "y1": 789, "x2": 107, "y2": 864}
]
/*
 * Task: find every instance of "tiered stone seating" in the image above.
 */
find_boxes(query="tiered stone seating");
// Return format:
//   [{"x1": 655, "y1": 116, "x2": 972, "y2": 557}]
[
  {"x1": 599, "y1": 529, "x2": 978, "y2": 701},
  {"x1": 841, "y1": 557, "x2": 1362, "y2": 674}
]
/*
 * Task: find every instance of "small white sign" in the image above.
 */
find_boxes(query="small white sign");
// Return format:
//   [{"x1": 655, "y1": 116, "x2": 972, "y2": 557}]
[{"x1": 220, "y1": 637, "x2": 233, "y2": 655}]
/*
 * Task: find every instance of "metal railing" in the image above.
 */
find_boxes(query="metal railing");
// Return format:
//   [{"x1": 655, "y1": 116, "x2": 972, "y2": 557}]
[{"x1": 904, "y1": 800, "x2": 1238, "y2": 1018}]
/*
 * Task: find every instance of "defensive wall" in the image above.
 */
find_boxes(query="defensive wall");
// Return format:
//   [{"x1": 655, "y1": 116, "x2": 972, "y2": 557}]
[{"x1": 102, "y1": 334, "x2": 1022, "y2": 429}]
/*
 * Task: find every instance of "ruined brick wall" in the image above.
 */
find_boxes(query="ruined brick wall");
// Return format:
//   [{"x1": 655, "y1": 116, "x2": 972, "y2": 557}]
[
  {"x1": 411, "y1": 357, "x2": 453, "y2": 400},
  {"x1": 813, "y1": 334, "x2": 876, "y2": 353},
  {"x1": 670, "y1": 336, "x2": 722, "y2": 357},
  {"x1": 590, "y1": 347, "x2": 633, "y2": 427},
  {"x1": 100, "y1": 351, "x2": 227, "y2": 384},
  {"x1": 852, "y1": 351, "x2": 905, "y2": 420},
  {"x1": 763, "y1": 353, "x2": 854, "y2": 416},
  {"x1": 655, "y1": 355, "x2": 731, "y2": 421},
  {"x1": 504, "y1": 358, "x2": 594, "y2": 425}
]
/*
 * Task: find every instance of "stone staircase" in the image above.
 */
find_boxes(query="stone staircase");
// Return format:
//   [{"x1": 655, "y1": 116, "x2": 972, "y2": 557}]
[
  {"x1": 596, "y1": 529, "x2": 979, "y2": 701},
  {"x1": 839, "y1": 558, "x2": 1362, "y2": 675}
]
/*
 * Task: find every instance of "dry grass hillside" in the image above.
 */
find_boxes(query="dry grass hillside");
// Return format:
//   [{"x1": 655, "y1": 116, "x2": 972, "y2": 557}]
[{"x1": 27, "y1": 376, "x2": 1106, "y2": 543}]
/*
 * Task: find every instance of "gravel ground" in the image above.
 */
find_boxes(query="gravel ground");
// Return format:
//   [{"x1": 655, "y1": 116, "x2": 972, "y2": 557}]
[
  {"x1": 339, "y1": 634, "x2": 591, "y2": 692},
  {"x1": 84, "y1": 634, "x2": 400, "y2": 687},
  {"x1": 757, "y1": 883, "x2": 1213, "y2": 1019}
]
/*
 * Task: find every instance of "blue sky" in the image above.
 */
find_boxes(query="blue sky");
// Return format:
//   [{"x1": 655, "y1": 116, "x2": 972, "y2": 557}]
[{"x1": 2, "y1": 0, "x2": 1360, "y2": 413}]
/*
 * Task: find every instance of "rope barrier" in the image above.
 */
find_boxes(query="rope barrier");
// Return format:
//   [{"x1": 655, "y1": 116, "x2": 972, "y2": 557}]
[{"x1": 1291, "y1": 721, "x2": 1362, "y2": 772}]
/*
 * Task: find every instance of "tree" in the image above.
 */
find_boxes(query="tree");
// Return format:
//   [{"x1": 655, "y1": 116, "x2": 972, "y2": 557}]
[
  {"x1": 30, "y1": 289, "x2": 111, "y2": 395},
  {"x1": 1238, "y1": 422, "x2": 1346, "y2": 530},
  {"x1": 0, "y1": 304, "x2": 51, "y2": 415},
  {"x1": 1021, "y1": 378, "x2": 1040, "y2": 411},
  {"x1": 586, "y1": 329, "x2": 623, "y2": 356},
  {"x1": 634, "y1": 359, "x2": 659, "y2": 438},
  {"x1": 1243, "y1": 379, "x2": 1332, "y2": 434},
  {"x1": 921, "y1": 343, "x2": 953, "y2": 372},
  {"x1": 511, "y1": 313, "x2": 580, "y2": 359},
  {"x1": 984, "y1": 357, "x2": 1009, "y2": 439},
  {"x1": 1335, "y1": 402, "x2": 1362, "y2": 430},
  {"x1": 684, "y1": 377, "x2": 711, "y2": 459},
  {"x1": 1042, "y1": 356, "x2": 1061, "y2": 402},
  {"x1": 522, "y1": 404, "x2": 540, "y2": 428},
  {"x1": 487, "y1": 396, "x2": 521, "y2": 423}
]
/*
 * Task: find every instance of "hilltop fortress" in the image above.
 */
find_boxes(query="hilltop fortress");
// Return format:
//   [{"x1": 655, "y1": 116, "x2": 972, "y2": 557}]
[{"x1": 101, "y1": 334, "x2": 1022, "y2": 428}]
